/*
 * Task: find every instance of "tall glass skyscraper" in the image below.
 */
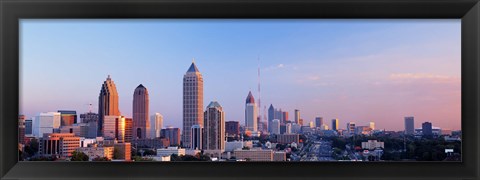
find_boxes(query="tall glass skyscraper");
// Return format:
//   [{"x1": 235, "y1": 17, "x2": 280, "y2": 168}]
[
  {"x1": 183, "y1": 62, "x2": 204, "y2": 148},
  {"x1": 98, "y1": 75, "x2": 120, "y2": 137},
  {"x1": 133, "y1": 84, "x2": 150, "y2": 139}
]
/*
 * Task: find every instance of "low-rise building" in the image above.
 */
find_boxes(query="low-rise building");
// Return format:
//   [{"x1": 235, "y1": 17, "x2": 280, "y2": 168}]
[
  {"x1": 156, "y1": 147, "x2": 186, "y2": 157},
  {"x1": 361, "y1": 140, "x2": 384, "y2": 150},
  {"x1": 39, "y1": 133, "x2": 80, "y2": 158},
  {"x1": 273, "y1": 151, "x2": 286, "y2": 161},
  {"x1": 276, "y1": 134, "x2": 300, "y2": 144},
  {"x1": 77, "y1": 145, "x2": 114, "y2": 160},
  {"x1": 233, "y1": 149, "x2": 273, "y2": 161}
]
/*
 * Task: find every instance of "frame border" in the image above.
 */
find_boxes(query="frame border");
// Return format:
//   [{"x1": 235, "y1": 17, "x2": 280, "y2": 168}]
[{"x1": 1, "y1": 0, "x2": 479, "y2": 179}]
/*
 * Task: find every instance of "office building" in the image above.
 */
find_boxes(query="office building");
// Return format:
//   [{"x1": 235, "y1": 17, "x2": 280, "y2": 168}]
[
  {"x1": 58, "y1": 110, "x2": 77, "y2": 126},
  {"x1": 282, "y1": 111, "x2": 289, "y2": 123},
  {"x1": 347, "y1": 122, "x2": 356, "y2": 136},
  {"x1": 245, "y1": 91, "x2": 258, "y2": 132},
  {"x1": 103, "y1": 115, "x2": 126, "y2": 143},
  {"x1": 113, "y1": 143, "x2": 131, "y2": 161},
  {"x1": 150, "y1": 113, "x2": 163, "y2": 138},
  {"x1": 361, "y1": 140, "x2": 385, "y2": 150},
  {"x1": 404, "y1": 117, "x2": 415, "y2": 135},
  {"x1": 183, "y1": 61, "x2": 204, "y2": 148},
  {"x1": 39, "y1": 133, "x2": 80, "y2": 158},
  {"x1": 59, "y1": 124, "x2": 89, "y2": 137},
  {"x1": 271, "y1": 119, "x2": 280, "y2": 135},
  {"x1": 32, "y1": 112, "x2": 61, "y2": 138},
  {"x1": 276, "y1": 134, "x2": 300, "y2": 144},
  {"x1": 161, "y1": 126, "x2": 181, "y2": 146},
  {"x1": 294, "y1": 109, "x2": 300, "y2": 124},
  {"x1": 98, "y1": 75, "x2": 121, "y2": 137},
  {"x1": 234, "y1": 149, "x2": 273, "y2": 161},
  {"x1": 25, "y1": 119, "x2": 33, "y2": 135},
  {"x1": 268, "y1": 104, "x2": 275, "y2": 133},
  {"x1": 131, "y1": 138, "x2": 170, "y2": 149},
  {"x1": 285, "y1": 123, "x2": 292, "y2": 134},
  {"x1": 77, "y1": 145, "x2": 114, "y2": 161},
  {"x1": 156, "y1": 147, "x2": 186, "y2": 157},
  {"x1": 203, "y1": 101, "x2": 225, "y2": 155},
  {"x1": 225, "y1": 121, "x2": 240, "y2": 137},
  {"x1": 80, "y1": 112, "x2": 99, "y2": 138},
  {"x1": 331, "y1": 119, "x2": 339, "y2": 131},
  {"x1": 133, "y1": 84, "x2": 150, "y2": 139},
  {"x1": 191, "y1": 124, "x2": 202, "y2": 150},
  {"x1": 422, "y1": 122, "x2": 433, "y2": 137},
  {"x1": 19, "y1": 115, "x2": 26, "y2": 144},
  {"x1": 124, "y1": 117, "x2": 133, "y2": 142},
  {"x1": 315, "y1": 117, "x2": 323, "y2": 128}
]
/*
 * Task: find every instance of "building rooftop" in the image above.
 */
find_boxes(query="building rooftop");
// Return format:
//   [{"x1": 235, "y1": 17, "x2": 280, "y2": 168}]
[
  {"x1": 246, "y1": 91, "x2": 255, "y2": 104},
  {"x1": 187, "y1": 62, "x2": 200, "y2": 73}
]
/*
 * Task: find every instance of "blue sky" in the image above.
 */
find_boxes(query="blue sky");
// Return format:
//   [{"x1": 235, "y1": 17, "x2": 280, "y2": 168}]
[{"x1": 20, "y1": 19, "x2": 461, "y2": 131}]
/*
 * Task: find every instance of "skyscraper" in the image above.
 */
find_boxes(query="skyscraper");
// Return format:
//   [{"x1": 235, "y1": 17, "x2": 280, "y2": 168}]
[
  {"x1": 268, "y1": 104, "x2": 275, "y2": 133},
  {"x1": 161, "y1": 126, "x2": 181, "y2": 146},
  {"x1": 422, "y1": 122, "x2": 433, "y2": 137},
  {"x1": 133, "y1": 84, "x2": 150, "y2": 139},
  {"x1": 331, "y1": 119, "x2": 339, "y2": 131},
  {"x1": 150, "y1": 113, "x2": 163, "y2": 139},
  {"x1": 271, "y1": 119, "x2": 280, "y2": 135},
  {"x1": 203, "y1": 101, "x2": 225, "y2": 155},
  {"x1": 245, "y1": 91, "x2": 258, "y2": 132},
  {"x1": 80, "y1": 112, "x2": 99, "y2": 138},
  {"x1": 103, "y1": 115, "x2": 126, "y2": 143},
  {"x1": 125, "y1": 117, "x2": 133, "y2": 143},
  {"x1": 98, "y1": 75, "x2": 120, "y2": 137},
  {"x1": 404, "y1": 117, "x2": 415, "y2": 135},
  {"x1": 183, "y1": 61, "x2": 204, "y2": 148},
  {"x1": 191, "y1": 125, "x2": 203, "y2": 150},
  {"x1": 315, "y1": 117, "x2": 323, "y2": 128},
  {"x1": 294, "y1": 109, "x2": 300, "y2": 124},
  {"x1": 225, "y1": 121, "x2": 240, "y2": 138},
  {"x1": 282, "y1": 111, "x2": 289, "y2": 123}
]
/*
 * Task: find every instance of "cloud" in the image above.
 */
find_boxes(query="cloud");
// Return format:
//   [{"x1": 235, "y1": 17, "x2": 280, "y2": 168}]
[{"x1": 389, "y1": 73, "x2": 459, "y2": 83}]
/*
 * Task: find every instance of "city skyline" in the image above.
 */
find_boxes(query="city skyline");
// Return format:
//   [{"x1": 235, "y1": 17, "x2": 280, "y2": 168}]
[{"x1": 20, "y1": 19, "x2": 461, "y2": 131}]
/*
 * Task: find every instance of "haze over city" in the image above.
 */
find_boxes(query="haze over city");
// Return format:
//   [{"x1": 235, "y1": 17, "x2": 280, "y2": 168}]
[{"x1": 20, "y1": 19, "x2": 461, "y2": 131}]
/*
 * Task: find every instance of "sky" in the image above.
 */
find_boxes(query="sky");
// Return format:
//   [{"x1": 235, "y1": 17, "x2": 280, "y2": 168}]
[{"x1": 20, "y1": 19, "x2": 461, "y2": 131}]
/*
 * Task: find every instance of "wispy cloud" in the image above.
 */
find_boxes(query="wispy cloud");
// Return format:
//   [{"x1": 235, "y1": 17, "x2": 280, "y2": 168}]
[{"x1": 389, "y1": 73, "x2": 459, "y2": 83}]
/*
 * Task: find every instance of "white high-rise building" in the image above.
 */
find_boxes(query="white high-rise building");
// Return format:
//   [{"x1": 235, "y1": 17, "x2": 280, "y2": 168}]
[
  {"x1": 32, "y1": 112, "x2": 61, "y2": 138},
  {"x1": 245, "y1": 91, "x2": 258, "y2": 132},
  {"x1": 285, "y1": 123, "x2": 292, "y2": 134},
  {"x1": 182, "y1": 61, "x2": 204, "y2": 148},
  {"x1": 150, "y1": 113, "x2": 163, "y2": 138},
  {"x1": 271, "y1": 119, "x2": 281, "y2": 135}
]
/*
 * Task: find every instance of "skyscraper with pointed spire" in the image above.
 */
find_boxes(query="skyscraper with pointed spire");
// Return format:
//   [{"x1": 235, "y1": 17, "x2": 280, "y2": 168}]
[
  {"x1": 133, "y1": 84, "x2": 150, "y2": 139},
  {"x1": 245, "y1": 91, "x2": 258, "y2": 133},
  {"x1": 98, "y1": 75, "x2": 120, "y2": 137},
  {"x1": 183, "y1": 61, "x2": 204, "y2": 148}
]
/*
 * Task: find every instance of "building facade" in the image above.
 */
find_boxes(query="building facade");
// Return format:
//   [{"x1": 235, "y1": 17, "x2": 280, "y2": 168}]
[
  {"x1": 58, "y1": 110, "x2": 77, "y2": 126},
  {"x1": 245, "y1": 91, "x2": 257, "y2": 132},
  {"x1": 276, "y1": 134, "x2": 300, "y2": 144},
  {"x1": 32, "y1": 112, "x2": 61, "y2": 138},
  {"x1": 39, "y1": 133, "x2": 80, "y2": 158},
  {"x1": 150, "y1": 113, "x2": 163, "y2": 139},
  {"x1": 271, "y1": 119, "x2": 280, "y2": 135},
  {"x1": 103, "y1": 115, "x2": 126, "y2": 143},
  {"x1": 315, "y1": 117, "x2": 323, "y2": 128},
  {"x1": 203, "y1": 101, "x2": 225, "y2": 155},
  {"x1": 183, "y1": 62, "x2": 204, "y2": 148},
  {"x1": 133, "y1": 84, "x2": 150, "y2": 139},
  {"x1": 404, "y1": 117, "x2": 415, "y2": 135},
  {"x1": 225, "y1": 121, "x2": 240, "y2": 138},
  {"x1": 294, "y1": 109, "x2": 300, "y2": 124},
  {"x1": 191, "y1": 125, "x2": 202, "y2": 150},
  {"x1": 161, "y1": 126, "x2": 181, "y2": 146},
  {"x1": 234, "y1": 149, "x2": 273, "y2": 161},
  {"x1": 98, "y1": 75, "x2": 121, "y2": 137},
  {"x1": 331, "y1": 119, "x2": 339, "y2": 131}
]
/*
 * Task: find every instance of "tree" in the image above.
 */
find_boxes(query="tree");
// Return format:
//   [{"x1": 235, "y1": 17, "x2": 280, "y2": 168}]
[
  {"x1": 92, "y1": 156, "x2": 110, "y2": 161},
  {"x1": 70, "y1": 151, "x2": 89, "y2": 161}
]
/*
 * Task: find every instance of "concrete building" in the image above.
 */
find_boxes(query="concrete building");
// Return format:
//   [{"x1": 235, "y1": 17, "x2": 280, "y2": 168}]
[
  {"x1": 98, "y1": 75, "x2": 121, "y2": 137},
  {"x1": 39, "y1": 133, "x2": 80, "y2": 158},
  {"x1": 361, "y1": 140, "x2": 385, "y2": 150},
  {"x1": 79, "y1": 112, "x2": 99, "y2": 138},
  {"x1": 59, "y1": 123, "x2": 89, "y2": 137},
  {"x1": 58, "y1": 110, "x2": 77, "y2": 126},
  {"x1": 294, "y1": 109, "x2": 300, "y2": 124},
  {"x1": 225, "y1": 121, "x2": 240, "y2": 138},
  {"x1": 25, "y1": 119, "x2": 33, "y2": 135},
  {"x1": 234, "y1": 149, "x2": 273, "y2": 161},
  {"x1": 331, "y1": 119, "x2": 339, "y2": 131},
  {"x1": 273, "y1": 151, "x2": 287, "y2": 161},
  {"x1": 161, "y1": 126, "x2": 181, "y2": 146},
  {"x1": 32, "y1": 112, "x2": 61, "y2": 138},
  {"x1": 285, "y1": 123, "x2": 292, "y2": 134},
  {"x1": 133, "y1": 84, "x2": 150, "y2": 139},
  {"x1": 347, "y1": 122, "x2": 356, "y2": 136},
  {"x1": 203, "y1": 101, "x2": 225, "y2": 156},
  {"x1": 315, "y1": 117, "x2": 323, "y2": 128},
  {"x1": 191, "y1": 125, "x2": 202, "y2": 150},
  {"x1": 77, "y1": 146, "x2": 114, "y2": 161},
  {"x1": 422, "y1": 122, "x2": 433, "y2": 137},
  {"x1": 150, "y1": 113, "x2": 163, "y2": 139},
  {"x1": 225, "y1": 141, "x2": 244, "y2": 152},
  {"x1": 271, "y1": 119, "x2": 280, "y2": 135},
  {"x1": 156, "y1": 147, "x2": 186, "y2": 157},
  {"x1": 404, "y1": 117, "x2": 415, "y2": 135},
  {"x1": 183, "y1": 61, "x2": 204, "y2": 148},
  {"x1": 276, "y1": 134, "x2": 300, "y2": 144},
  {"x1": 245, "y1": 91, "x2": 258, "y2": 133}
]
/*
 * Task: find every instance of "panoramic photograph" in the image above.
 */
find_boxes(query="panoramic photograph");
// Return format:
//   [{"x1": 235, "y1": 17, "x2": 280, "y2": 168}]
[{"x1": 18, "y1": 19, "x2": 461, "y2": 162}]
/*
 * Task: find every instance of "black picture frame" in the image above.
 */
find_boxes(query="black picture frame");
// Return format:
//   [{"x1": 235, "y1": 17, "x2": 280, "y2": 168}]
[{"x1": 1, "y1": 0, "x2": 479, "y2": 179}]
